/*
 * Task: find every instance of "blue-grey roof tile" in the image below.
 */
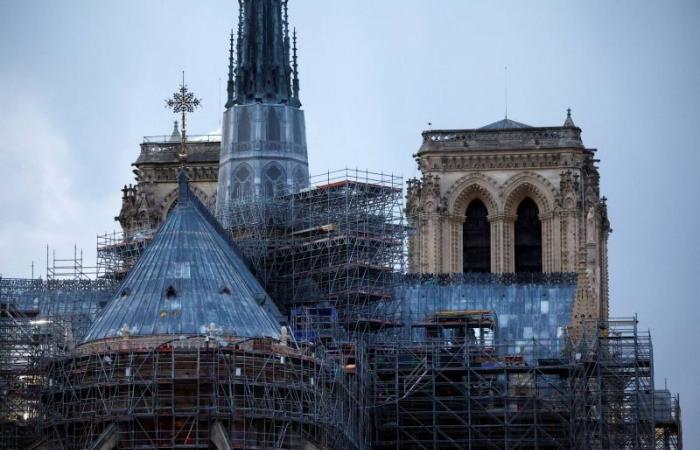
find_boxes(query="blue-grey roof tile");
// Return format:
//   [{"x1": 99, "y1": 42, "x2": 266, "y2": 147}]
[{"x1": 82, "y1": 170, "x2": 281, "y2": 343}]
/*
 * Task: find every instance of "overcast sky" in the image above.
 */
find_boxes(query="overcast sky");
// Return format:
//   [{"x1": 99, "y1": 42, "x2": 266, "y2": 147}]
[{"x1": 1, "y1": 0, "x2": 698, "y2": 444}]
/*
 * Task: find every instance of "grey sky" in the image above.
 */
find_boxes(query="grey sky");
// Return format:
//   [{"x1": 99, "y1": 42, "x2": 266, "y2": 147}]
[{"x1": 1, "y1": 0, "x2": 698, "y2": 443}]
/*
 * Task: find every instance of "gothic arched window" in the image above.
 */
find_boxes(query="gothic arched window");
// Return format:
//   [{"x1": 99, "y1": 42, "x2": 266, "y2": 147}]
[
  {"x1": 463, "y1": 199, "x2": 490, "y2": 273},
  {"x1": 262, "y1": 164, "x2": 286, "y2": 197},
  {"x1": 266, "y1": 109, "x2": 281, "y2": 141},
  {"x1": 232, "y1": 165, "x2": 253, "y2": 199},
  {"x1": 514, "y1": 198, "x2": 542, "y2": 273},
  {"x1": 237, "y1": 109, "x2": 251, "y2": 143}
]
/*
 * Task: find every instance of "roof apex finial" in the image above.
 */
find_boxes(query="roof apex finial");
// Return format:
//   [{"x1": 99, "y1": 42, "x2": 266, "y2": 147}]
[
  {"x1": 170, "y1": 120, "x2": 181, "y2": 142},
  {"x1": 564, "y1": 107, "x2": 576, "y2": 128}
]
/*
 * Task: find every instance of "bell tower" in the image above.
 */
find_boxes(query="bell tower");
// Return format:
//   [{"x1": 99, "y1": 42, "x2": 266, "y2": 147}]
[
  {"x1": 216, "y1": 0, "x2": 309, "y2": 223},
  {"x1": 406, "y1": 111, "x2": 611, "y2": 322}
]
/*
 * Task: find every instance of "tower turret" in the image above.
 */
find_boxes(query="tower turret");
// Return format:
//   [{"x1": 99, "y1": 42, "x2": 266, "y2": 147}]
[{"x1": 217, "y1": 0, "x2": 309, "y2": 222}]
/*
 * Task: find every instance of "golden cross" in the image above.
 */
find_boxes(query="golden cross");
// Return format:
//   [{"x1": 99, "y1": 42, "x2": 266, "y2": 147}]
[{"x1": 165, "y1": 71, "x2": 201, "y2": 162}]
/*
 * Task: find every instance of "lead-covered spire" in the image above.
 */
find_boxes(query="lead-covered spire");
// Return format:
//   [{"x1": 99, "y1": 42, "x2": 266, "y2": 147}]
[
  {"x1": 229, "y1": 0, "x2": 301, "y2": 107},
  {"x1": 226, "y1": 30, "x2": 235, "y2": 108},
  {"x1": 291, "y1": 28, "x2": 300, "y2": 105}
]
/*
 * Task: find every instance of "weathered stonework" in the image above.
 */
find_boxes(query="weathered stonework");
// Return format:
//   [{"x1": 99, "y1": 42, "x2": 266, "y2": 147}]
[
  {"x1": 117, "y1": 137, "x2": 219, "y2": 236},
  {"x1": 406, "y1": 115, "x2": 611, "y2": 326}
]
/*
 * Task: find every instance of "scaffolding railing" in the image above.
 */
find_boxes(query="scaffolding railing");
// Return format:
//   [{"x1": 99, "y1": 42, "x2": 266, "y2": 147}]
[
  {"x1": 369, "y1": 313, "x2": 663, "y2": 450},
  {"x1": 0, "y1": 273, "x2": 683, "y2": 450},
  {"x1": 96, "y1": 228, "x2": 155, "y2": 281},
  {"x1": 45, "y1": 245, "x2": 93, "y2": 281},
  {"x1": 0, "y1": 274, "x2": 115, "y2": 450},
  {"x1": 41, "y1": 336, "x2": 369, "y2": 449},
  {"x1": 218, "y1": 168, "x2": 405, "y2": 336},
  {"x1": 570, "y1": 317, "x2": 657, "y2": 450},
  {"x1": 0, "y1": 293, "x2": 70, "y2": 450},
  {"x1": 654, "y1": 389, "x2": 682, "y2": 450},
  {"x1": 370, "y1": 311, "x2": 573, "y2": 449}
]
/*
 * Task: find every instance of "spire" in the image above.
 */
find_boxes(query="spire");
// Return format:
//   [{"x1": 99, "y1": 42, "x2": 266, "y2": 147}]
[
  {"x1": 235, "y1": 2, "x2": 244, "y2": 104},
  {"x1": 283, "y1": 0, "x2": 289, "y2": 39},
  {"x1": 564, "y1": 108, "x2": 576, "y2": 128},
  {"x1": 226, "y1": 30, "x2": 235, "y2": 108},
  {"x1": 230, "y1": 0, "x2": 299, "y2": 106},
  {"x1": 169, "y1": 120, "x2": 181, "y2": 142},
  {"x1": 291, "y1": 27, "x2": 300, "y2": 106}
]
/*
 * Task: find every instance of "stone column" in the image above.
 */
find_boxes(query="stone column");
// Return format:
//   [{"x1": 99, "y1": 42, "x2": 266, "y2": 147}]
[
  {"x1": 445, "y1": 214, "x2": 464, "y2": 273},
  {"x1": 558, "y1": 210, "x2": 576, "y2": 273},
  {"x1": 549, "y1": 211, "x2": 562, "y2": 272},
  {"x1": 490, "y1": 214, "x2": 516, "y2": 273},
  {"x1": 540, "y1": 211, "x2": 555, "y2": 273},
  {"x1": 415, "y1": 212, "x2": 443, "y2": 274}
]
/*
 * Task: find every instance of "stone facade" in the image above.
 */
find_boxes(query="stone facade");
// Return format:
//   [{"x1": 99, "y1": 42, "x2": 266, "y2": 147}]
[
  {"x1": 405, "y1": 114, "x2": 611, "y2": 324},
  {"x1": 116, "y1": 135, "x2": 219, "y2": 237}
]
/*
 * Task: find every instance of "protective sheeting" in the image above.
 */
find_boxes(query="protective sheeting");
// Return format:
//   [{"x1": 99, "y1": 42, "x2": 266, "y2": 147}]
[
  {"x1": 389, "y1": 273, "x2": 577, "y2": 356},
  {"x1": 82, "y1": 171, "x2": 281, "y2": 343},
  {"x1": 0, "y1": 278, "x2": 113, "y2": 341}
]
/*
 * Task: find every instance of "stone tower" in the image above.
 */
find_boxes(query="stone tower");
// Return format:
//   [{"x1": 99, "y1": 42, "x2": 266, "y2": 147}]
[
  {"x1": 216, "y1": 0, "x2": 309, "y2": 221},
  {"x1": 406, "y1": 111, "x2": 611, "y2": 323}
]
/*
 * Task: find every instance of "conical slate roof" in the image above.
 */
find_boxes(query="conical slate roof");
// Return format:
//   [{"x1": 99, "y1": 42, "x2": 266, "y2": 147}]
[{"x1": 82, "y1": 170, "x2": 281, "y2": 343}]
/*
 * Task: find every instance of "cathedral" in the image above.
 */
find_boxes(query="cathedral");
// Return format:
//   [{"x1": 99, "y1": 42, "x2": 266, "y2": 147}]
[{"x1": 0, "y1": 1, "x2": 683, "y2": 449}]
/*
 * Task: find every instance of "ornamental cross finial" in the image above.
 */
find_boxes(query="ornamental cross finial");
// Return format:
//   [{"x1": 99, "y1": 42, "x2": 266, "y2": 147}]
[{"x1": 165, "y1": 71, "x2": 201, "y2": 162}]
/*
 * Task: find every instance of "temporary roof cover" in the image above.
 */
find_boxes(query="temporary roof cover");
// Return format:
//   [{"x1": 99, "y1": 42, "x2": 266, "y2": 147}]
[{"x1": 82, "y1": 170, "x2": 281, "y2": 343}]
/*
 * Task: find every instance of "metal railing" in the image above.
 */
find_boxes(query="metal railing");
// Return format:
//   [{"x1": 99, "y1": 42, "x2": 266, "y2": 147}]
[{"x1": 142, "y1": 134, "x2": 221, "y2": 144}]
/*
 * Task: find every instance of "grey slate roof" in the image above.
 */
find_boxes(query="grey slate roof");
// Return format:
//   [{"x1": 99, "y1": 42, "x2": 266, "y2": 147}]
[
  {"x1": 82, "y1": 170, "x2": 281, "y2": 343},
  {"x1": 480, "y1": 118, "x2": 533, "y2": 130}
]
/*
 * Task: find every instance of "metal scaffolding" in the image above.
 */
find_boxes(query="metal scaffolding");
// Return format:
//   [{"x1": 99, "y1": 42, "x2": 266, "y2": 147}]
[
  {"x1": 97, "y1": 228, "x2": 155, "y2": 281},
  {"x1": 0, "y1": 279, "x2": 70, "y2": 450},
  {"x1": 571, "y1": 318, "x2": 657, "y2": 449},
  {"x1": 219, "y1": 169, "x2": 405, "y2": 335},
  {"x1": 370, "y1": 310, "x2": 572, "y2": 449},
  {"x1": 654, "y1": 390, "x2": 682, "y2": 450},
  {"x1": 369, "y1": 313, "x2": 666, "y2": 450},
  {"x1": 0, "y1": 273, "x2": 114, "y2": 450},
  {"x1": 0, "y1": 171, "x2": 684, "y2": 449},
  {"x1": 41, "y1": 336, "x2": 369, "y2": 450}
]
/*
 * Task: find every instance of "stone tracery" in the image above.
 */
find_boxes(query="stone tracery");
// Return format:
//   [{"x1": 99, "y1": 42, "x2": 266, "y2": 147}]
[{"x1": 406, "y1": 115, "x2": 610, "y2": 323}]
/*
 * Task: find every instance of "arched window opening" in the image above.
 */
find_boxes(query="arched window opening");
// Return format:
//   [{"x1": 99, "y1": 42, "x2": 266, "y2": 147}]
[
  {"x1": 266, "y1": 109, "x2": 281, "y2": 141},
  {"x1": 237, "y1": 109, "x2": 251, "y2": 143},
  {"x1": 232, "y1": 165, "x2": 253, "y2": 199},
  {"x1": 514, "y1": 198, "x2": 542, "y2": 273},
  {"x1": 463, "y1": 199, "x2": 491, "y2": 273},
  {"x1": 262, "y1": 164, "x2": 286, "y2": 197}
]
